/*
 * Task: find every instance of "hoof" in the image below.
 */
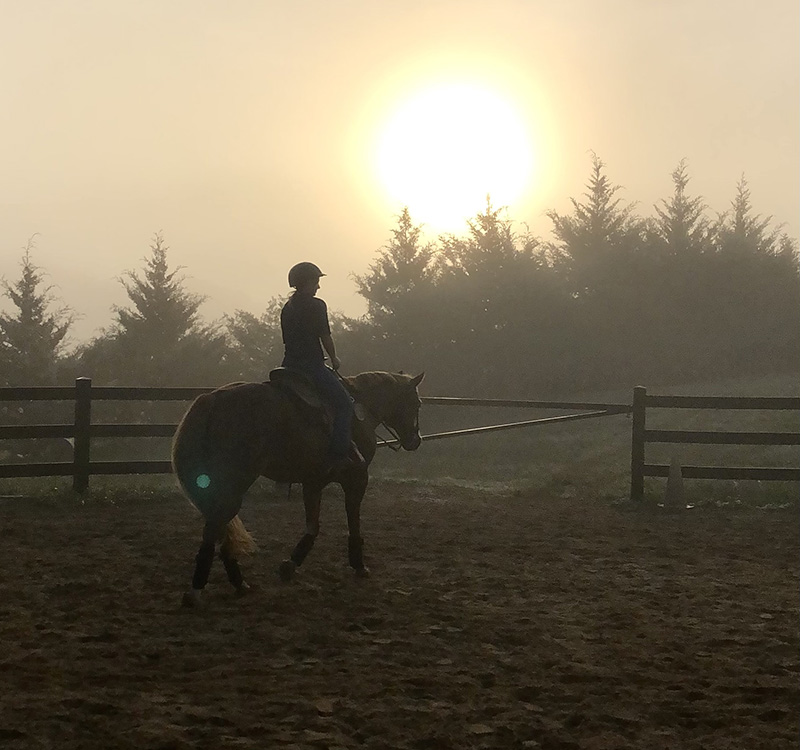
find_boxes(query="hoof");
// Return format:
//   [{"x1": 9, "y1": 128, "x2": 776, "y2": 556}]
[
  {"x1": 182, "y1": 589, "x2": 203, "y2": 608},
  {"x1": 235, "y1": 581, "x2": 252, "y2": 598},
  {"x1": 278, "y1": 559, "x2": 297, "y2": 582},
  {"x1": 353, "y1": 566, "x2": 371, "y2": 579}
]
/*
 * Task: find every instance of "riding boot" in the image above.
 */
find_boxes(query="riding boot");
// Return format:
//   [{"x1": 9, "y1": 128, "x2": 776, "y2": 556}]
[
  {"x1": 348, "y1": 442, "x2": 366, "y2": 467},
  {"x1": 324, "y1": 445, "x2": 365, "y2": 477}
]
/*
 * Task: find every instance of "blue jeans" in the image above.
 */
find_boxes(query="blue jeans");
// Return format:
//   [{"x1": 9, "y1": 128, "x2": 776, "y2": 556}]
[{"x1": 282, "y1": 357, "x2": 354, "y2": 457}]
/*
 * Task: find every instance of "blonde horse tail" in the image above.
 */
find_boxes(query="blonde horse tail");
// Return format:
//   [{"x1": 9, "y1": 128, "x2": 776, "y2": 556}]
[{"x1": 222, "y1": 515, "x2": 257, "y2": 558}]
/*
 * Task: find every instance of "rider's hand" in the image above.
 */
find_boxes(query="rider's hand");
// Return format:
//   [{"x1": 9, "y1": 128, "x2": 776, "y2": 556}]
[{"x1": 330, "y1": 356, "x2": 342, "y2": 371}]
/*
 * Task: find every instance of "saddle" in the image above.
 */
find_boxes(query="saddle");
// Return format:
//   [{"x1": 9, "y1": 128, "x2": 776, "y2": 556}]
[
  {"x1": 268, "y1": 367, "x2": 327, "y2": 412},
  {"x1": 267, "y1": 368, "x2": 332, "y2": 431},
  {"x1": 267, "y1": 368, "x2": 365, "y2": 426}
]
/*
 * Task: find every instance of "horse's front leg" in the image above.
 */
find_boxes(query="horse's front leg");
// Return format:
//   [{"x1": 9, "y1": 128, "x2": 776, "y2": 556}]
[
  {"x1": 343, "y1": 470, "x2": 370, "y2": 577},
  {"x1": 279, "y1": 482, "x2": 323, "y2": 582}
]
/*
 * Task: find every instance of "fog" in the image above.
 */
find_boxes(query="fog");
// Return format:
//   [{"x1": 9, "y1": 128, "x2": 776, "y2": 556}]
[{"x1": 1, "y1": 0, "x2": 798, "y2": 343}]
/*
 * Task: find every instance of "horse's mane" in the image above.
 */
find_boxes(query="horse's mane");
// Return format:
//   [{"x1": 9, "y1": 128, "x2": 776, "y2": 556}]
[{"x1": 345, "y1": 371, "x2": 404, "y2": 394}]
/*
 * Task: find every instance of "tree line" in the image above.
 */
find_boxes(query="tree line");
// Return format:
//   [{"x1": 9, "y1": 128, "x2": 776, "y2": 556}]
[{"x1": 1, "y1": 156, "x2": 798, "y2": 398}]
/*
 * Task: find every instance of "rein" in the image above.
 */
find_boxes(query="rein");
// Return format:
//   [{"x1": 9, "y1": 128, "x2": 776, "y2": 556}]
[
  {"x1": 376, "y1": 422, "x2": 403, "y2": 452},
  {"x1": 333, "y1": 368, "x2": 405, "y2": 451}
]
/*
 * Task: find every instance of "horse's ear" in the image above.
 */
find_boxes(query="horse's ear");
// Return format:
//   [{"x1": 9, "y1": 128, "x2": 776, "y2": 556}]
[{"x1": 410, "y1": 372, "x2": 425, "y2": 387}]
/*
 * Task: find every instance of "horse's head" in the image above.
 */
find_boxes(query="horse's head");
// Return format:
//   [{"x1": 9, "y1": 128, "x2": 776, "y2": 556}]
[
  {"x1": 386, "y1": 371, "x2": 425, "y2": 451},
  {"x1": 350, "y1": 370, "x2": 425, "y2": 451}
]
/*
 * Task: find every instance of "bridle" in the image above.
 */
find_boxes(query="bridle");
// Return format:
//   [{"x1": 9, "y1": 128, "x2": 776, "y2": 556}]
[
  {"x1": 334, "y1": 368, "x2": 419, "y2": 452},
  {"x1": 376, "y1": 421, "x2": 404, "y2": 452},
  {"x1": 356, "y1": 393, "x2": 418, "y2": 452}
]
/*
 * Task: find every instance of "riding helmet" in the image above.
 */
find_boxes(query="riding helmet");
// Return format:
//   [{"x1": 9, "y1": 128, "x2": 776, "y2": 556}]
[{"x1": 288, "y1": 262, "x2": 325, "y2": 288}]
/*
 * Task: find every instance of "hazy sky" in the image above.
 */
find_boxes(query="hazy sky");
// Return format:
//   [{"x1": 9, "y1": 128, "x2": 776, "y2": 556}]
[{"x1": 2, "y1": 0, "x2": 798, "y2": 343}]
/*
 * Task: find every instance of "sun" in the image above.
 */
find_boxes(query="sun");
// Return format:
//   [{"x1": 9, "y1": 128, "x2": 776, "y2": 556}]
[{"x1": 374, "y1": 82, "x2": 535, "y2": 231}]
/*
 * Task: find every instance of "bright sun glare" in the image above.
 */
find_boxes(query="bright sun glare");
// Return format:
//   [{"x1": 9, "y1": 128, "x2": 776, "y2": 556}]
[{"x1": 375, "y1": 82, "x2": 535, "y2": 231}]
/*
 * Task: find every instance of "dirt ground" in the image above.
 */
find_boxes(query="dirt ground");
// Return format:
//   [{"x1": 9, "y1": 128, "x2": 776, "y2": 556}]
[{"x1": 0, "y1": 481, "x2": 797, "y2": 750}]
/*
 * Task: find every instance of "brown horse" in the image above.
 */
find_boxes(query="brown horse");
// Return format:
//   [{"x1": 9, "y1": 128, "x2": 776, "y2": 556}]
[{"x1": 172, "y1": 370, "x2": 424, "y2": 606}]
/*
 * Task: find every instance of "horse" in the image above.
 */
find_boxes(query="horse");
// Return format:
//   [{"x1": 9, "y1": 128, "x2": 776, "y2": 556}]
[{"x1": 171, "y1": 370, "x2": 424, "y2": 606}]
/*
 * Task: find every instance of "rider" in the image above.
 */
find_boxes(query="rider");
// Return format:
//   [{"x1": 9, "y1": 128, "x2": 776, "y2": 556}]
[{"x1": 281, "y1": 262, "x2": 364, "y2": 473}]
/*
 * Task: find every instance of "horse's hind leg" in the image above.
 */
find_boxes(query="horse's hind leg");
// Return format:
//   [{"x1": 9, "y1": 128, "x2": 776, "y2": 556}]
[
  {"x1": 279, "y1": 483, "x2": 323, "y2": 582},
  {"x1": 220, "y1": 529, "x2": 250, "y2": 596},
  {"x1": 183, "y1": 519, "x2": 224, "y2": 608},
  {"x1": 343, "y1": 471, "x2": 369, "y2": 576}
]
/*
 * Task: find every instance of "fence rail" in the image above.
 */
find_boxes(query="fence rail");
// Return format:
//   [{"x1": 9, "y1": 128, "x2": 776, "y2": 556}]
[
  {"x1": 0, "y1": 378, "x2": 630, "y2": 491},
  {"x1": 630, "y1": 386, "x2": 800, "y2": 501},
  {"x1": 4, "y1": 380, "x2": 796, "y2": 498}
]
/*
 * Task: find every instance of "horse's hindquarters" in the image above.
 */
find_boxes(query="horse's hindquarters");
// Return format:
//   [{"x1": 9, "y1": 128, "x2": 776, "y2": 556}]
[{"x1": 173, "y1": 384, "x2": 280, "y2": 509}]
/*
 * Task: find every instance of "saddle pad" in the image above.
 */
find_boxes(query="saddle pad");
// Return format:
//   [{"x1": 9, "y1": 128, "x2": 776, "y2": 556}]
[{"x1": 268, "y1": 368, "x2": 325, "y2": 410}]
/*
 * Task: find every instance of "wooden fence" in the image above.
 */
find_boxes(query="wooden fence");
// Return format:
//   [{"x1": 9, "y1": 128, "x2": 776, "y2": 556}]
[
  {"x1": 0, "y1": 379, "x2": 214, "y2": 492},
  {"x1": 630, "y1": 386, "x2": 800, "y2": 501},
  {"x1": 2, "y1": 379, "x2": 797, "y2": 498},
  {"x1": 0, "y1": 377, "x2": 630, "y2": 492}
]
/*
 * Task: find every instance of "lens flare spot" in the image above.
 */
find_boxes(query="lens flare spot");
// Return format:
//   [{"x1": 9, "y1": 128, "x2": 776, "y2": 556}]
[{"x1": 196, "y1": 474, "x2": 211, "y2": 489}]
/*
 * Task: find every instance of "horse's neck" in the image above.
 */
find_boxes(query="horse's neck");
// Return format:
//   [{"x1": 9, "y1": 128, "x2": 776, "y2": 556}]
[
  {"x1": 358, "y1": 391, "x2": 391, "y2": 426},
  {"x1": 349, "y1": 376, "x2": 396, "y2": 426}
]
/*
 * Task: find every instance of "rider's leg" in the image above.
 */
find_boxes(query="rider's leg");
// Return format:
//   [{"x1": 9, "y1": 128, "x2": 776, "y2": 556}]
[{"x1": 309, "y1": 365, "x2": 355, "y2": 458}]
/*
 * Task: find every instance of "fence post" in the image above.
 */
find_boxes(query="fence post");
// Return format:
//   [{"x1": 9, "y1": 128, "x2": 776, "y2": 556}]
[
  {"x1": 631, "y1": 386, "x2": 646, "y2": 502},
  {"x1": 73, "y1": 377, "x2": 92, "y2": 493}
]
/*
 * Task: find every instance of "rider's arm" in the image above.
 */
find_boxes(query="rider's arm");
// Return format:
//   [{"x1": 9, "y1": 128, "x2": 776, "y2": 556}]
[{"x1": 321, "y1": 334, "x2": 341, "y2": 370}]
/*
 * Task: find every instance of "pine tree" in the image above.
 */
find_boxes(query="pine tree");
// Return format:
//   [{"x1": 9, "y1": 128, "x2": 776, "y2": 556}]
[
  {"x1": 715, "y1": 176, "x2": 782, "y2": 257},
  {"x1": 652, "y1": 160, "x2": 710, "y2": 257},
  {"x1": 547, "y1": 153, "x2": 643, "y2": 297},
  {"x1": 81, "y1": 233, "x2": 230, "y2": 386},
  {"x1": 226, "y1": 297, "x2": 285, "y2": 379},
  {"x1": 355, "y1": 207, "x2": 435, "y2": 322},
  {"x1": 543, "y1": 156, "x2": 653, "y2": 386},
  {"x1": 437, "y1": 199, "x2": 569, "y2": 394},
  {"x1": 709, "y1": 177, "x2": 800, "y2": 373},
  {"x1": 0, "y1": 239, "x2": 73, "y2": 385},
  {"x1": 436, "y1": 198, "x2": 545, "y2": 346},
  {"x1": 438, "y1": 197, "x2": 540, "y2": 280},
  {"x1": 114, "y1": 232, "x2": 204, "y2": 346}
]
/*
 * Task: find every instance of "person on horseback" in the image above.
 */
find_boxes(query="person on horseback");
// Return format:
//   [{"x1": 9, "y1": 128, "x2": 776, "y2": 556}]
[{"x1": 281, "y1": 262, "x2": 364, "y2": 474}]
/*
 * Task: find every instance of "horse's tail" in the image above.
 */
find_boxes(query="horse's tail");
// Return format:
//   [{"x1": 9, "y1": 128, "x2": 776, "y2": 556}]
[{"x1": 222, "y1": 515, "x2": 257, "y2": 558}]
